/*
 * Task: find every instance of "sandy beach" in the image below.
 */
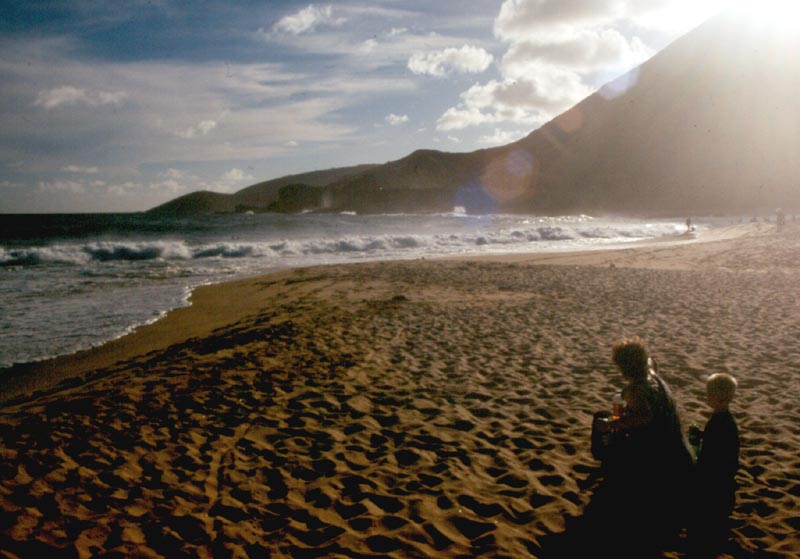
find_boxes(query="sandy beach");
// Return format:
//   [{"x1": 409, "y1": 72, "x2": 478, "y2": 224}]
[{"x1": 1, "y1": 221, "x2": 799, "y2": 558}]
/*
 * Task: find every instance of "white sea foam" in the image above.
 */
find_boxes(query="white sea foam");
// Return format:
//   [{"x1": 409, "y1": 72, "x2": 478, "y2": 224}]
[
  {"x1": 0, "y1": 213, "x2": 702, "y2": 368},
  {"x1": 0, "y1": 220, "x2": 684, "y2": 268}
]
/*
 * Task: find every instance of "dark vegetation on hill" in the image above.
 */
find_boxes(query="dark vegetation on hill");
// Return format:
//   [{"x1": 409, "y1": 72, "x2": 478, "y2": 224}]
[
  {"x1": 150, "y1": 9, "x2": 800, "y2": 217},
  {"x1": 148, "y1": 164, "x2": 377, "y2": 216}
]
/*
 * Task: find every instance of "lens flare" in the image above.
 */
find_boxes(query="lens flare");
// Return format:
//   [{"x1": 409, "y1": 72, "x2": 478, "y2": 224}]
[
  {"x1": 480, "y1": 149, "x2": 538, "y2": 205},
  {"x1": 554, "y1": 107, "x2": 584, "y2": 134}
]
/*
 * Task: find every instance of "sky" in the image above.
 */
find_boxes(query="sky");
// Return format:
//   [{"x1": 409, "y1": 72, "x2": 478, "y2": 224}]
[{"x1": 0, "y1": 0, "x2": 729, "y2": 213}]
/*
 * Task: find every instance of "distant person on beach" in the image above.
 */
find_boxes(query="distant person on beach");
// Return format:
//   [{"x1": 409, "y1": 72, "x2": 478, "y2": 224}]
[
  {"x1": 686, "y1": 217, "x2": 695, "y2": 232},
  {"x1": 688, "y1": 373, "x2": 740, "y2": 558},
  {"x1": 593, "y1": 338, "x2": 694, "y2": 550},
  {"x1": 776, "y1": 209, "x2": 786, "y2": 232}
]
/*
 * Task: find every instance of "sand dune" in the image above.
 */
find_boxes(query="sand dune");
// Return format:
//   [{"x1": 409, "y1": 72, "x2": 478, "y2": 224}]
[{"x1": 1, "y1": 221, "x2": 799, "y2": 558}]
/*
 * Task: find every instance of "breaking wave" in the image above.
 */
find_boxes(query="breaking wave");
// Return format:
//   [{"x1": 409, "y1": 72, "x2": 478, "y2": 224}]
[
  {"x1": 0, "y1": 220, "x2": 684, "y2": 268},
  {"x1": 1, "y1": 213, "x2": 695, "y2": 369}
]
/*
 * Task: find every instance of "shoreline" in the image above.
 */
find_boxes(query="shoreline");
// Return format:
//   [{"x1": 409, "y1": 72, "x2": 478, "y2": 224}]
[
  {"x1": 0, "y1": 222, "x2": 768, "y2": 405},
  {"x1": 0, "y1": 215, "x2": 717, "y2": 374}
]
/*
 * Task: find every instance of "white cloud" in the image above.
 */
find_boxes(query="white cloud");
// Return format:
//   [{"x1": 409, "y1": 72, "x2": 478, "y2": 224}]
[
  {"x1": 478, "y1": 128, "x2": 527, "y2": 145},
  {"x1": 257, "y1": 14, "x2": 488, "y2": 78},
  {"x1": 176, "y1": 119, "x2": 218, "y2": 139},
  {"x1": 221, "y1": 168, "x2": 254, "y2": 182},
  {"x1": 197, "y1": 120, "x2": 217, "y2": 135},
  {"x1": 632, "y1": 0, "x2": 728, "y2": 33},
  {"x1": 501, "y1": 28, "x2": 652, "y2": 75},
  {"x1": 189, "y1": 168, "x2": 256, "y2": 194},
  {"x1": 437, "y1": 106, "x2": 499, "y2": 131},
  {"x1": 107, "y1": 181, "x2": 140, "y2": 196},
  {"x1": 149, "y1": 167, "x2": 253, "y2": 196},
  {"x1": 285, "y1": 140, "x2": 299, "y2": 147},
  {"x1": 494, "y1": 0, "x2": 719, "y2": 39},
  {"x1": 96, "y1": 90, "x2": 129, "y2": 105},
  {"x1": 34, "y1": 86, "x2": 86, "y2": 109},
  {"x1": 3, "y1": 40, "x2": 331, "y2": 211},
  {"x1": 272, "y1": 5, "x2": 346, "y2": 35},
  {"x1": 63, "y1": 164, "x2": 99, "y2": 174},
  {"x1": 149, "y1": 178, "x2": 184, "y2": 196},
  {"x1": 435, "y1": 0, "x2": 664, "y2": 131},
  {"x1": 408, "y1": 45, "x2": 494, "y2": 77},
  {"x1": 145, "y1": 169, "x2": 193, "y2": 197},
  {"x1": 437, "y1": 65, "x2": 591, "y2": 131},
  {"x1": 158, "y1": 181, "x2": 183, "y2": 195},
  {"x1": 362, "y1": 38, "x2": 378, "y2": 52},
  {"x1": 159, "y1": 168, "x2": 186, "y2": 180},
  {"x1": 470, "y1": 69, "x2": 591, "y2": 112},
  {"x1": 385, "y1": 113, "x2": 409, "y2": 126},
  {"x1": 494, "y1": 0, "x2": 627, "y2": 40},
  {"x1": 37, "y1": 177, "x2": 146, "y2": 198},
  {"x1": 37, "y1": 179, "x2": 86, "y2": 194},
  {"x1": 447, "y1": 135, "x2": 461, "y2": 143},
  {"x1": 34, "y1": 86, "x2": 128, "y2": 109},
  {"x1": 46, "y1": 59, "x2": 413, "y2": 163}
]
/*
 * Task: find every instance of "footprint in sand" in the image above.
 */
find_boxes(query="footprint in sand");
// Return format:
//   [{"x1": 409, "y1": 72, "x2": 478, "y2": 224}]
[{"x1": 449, "y1": 515, "x2": 496, "y2": 540}]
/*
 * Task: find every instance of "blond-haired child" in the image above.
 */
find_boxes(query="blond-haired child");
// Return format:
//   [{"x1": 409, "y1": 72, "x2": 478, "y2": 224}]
[{"x1": 689, "y1": 373, "x2": 740, "y2": 557}]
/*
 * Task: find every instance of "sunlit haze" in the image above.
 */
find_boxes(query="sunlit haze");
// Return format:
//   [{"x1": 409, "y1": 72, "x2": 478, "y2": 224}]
[
  {"x1": 735, "y1": 0, "x2": 800, "y2": 29},
  {"x1": 0, "y1": 0, "x2": 769, "y2": 212}
]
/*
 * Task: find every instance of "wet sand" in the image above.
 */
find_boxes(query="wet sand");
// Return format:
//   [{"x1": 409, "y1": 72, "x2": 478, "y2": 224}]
[{"x1": 1, "y1": 221, "x2": 799, "y2": 558}]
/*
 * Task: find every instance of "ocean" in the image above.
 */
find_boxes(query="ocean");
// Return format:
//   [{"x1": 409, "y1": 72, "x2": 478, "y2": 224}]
[{"x1": 1, "y1": 212, "x2": 695, "y2": 369}]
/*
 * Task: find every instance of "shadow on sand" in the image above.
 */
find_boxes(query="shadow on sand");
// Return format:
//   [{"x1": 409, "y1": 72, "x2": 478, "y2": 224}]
[{"x1": 536, "y1": 467, "x2": 782, "y2": 559}]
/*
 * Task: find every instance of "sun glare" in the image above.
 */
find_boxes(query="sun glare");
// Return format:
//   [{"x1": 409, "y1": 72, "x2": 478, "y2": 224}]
[{"x1": 731, "y1": 0, "x2": 800, "y2": 30}]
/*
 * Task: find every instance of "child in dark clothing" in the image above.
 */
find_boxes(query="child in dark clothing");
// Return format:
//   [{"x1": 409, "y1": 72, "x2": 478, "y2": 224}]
[{"x1": 689, "y1": 373, "x2": 740, "y2": 558}]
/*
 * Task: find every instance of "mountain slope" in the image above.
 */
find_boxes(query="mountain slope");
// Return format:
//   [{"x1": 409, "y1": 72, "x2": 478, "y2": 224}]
[
  {"x1": 151, "y1": 8, "x2": 800, "y2": 216},
  {"x1": 499, "y1": 7, "x2": 800, "y2": 215},
  {"x1": 321, "y1": 8, "x2": 800, "y2": 215}
]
